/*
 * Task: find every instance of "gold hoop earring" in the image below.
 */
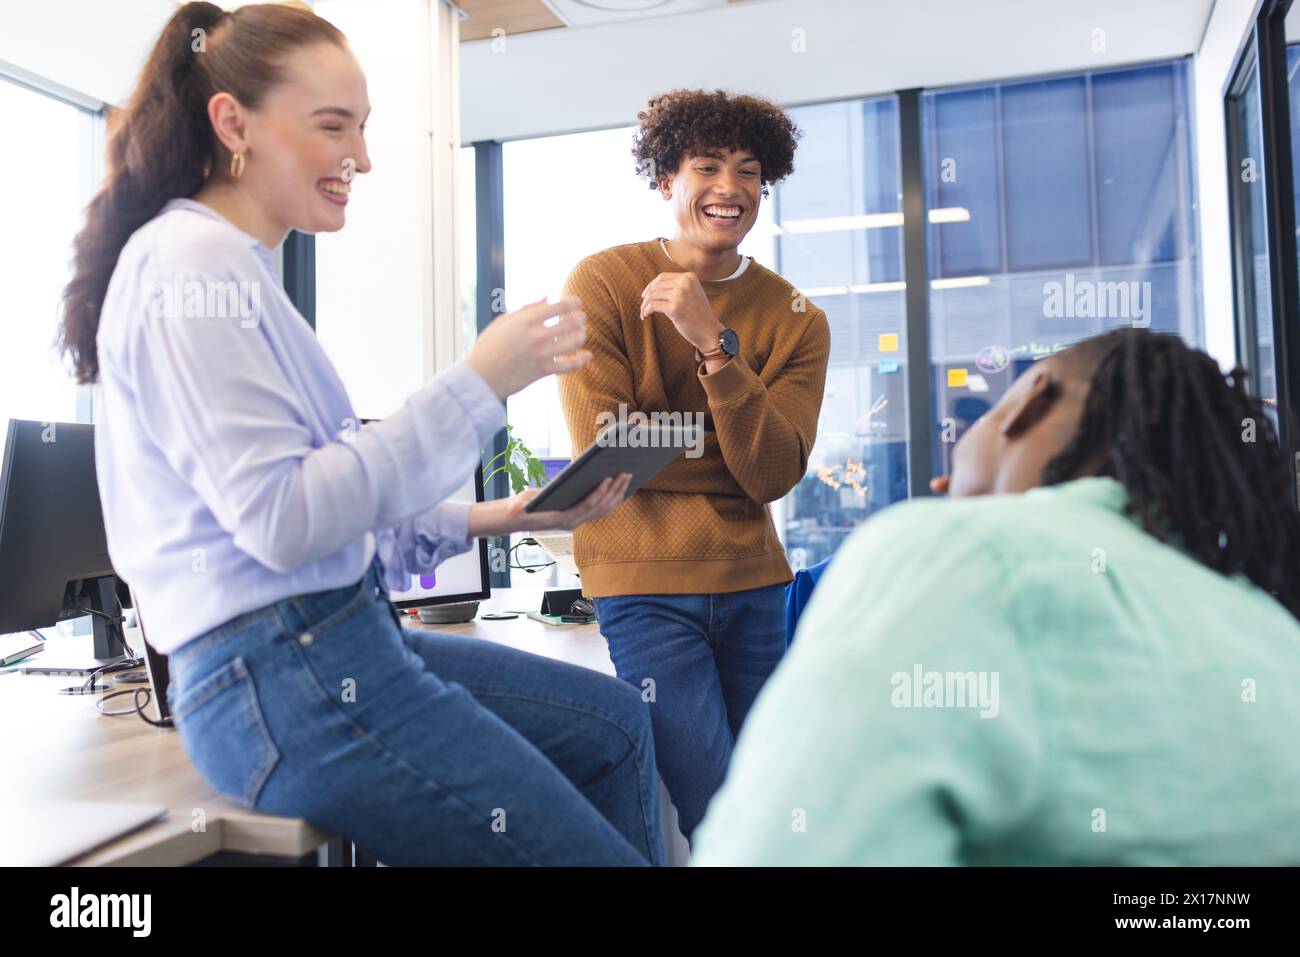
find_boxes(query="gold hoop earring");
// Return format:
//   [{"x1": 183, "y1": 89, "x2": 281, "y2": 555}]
[{"x1": 230, "y1": 152, "x2": 246, "y2": 179}]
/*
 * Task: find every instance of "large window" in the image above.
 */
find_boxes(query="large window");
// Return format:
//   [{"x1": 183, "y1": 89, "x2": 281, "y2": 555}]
[
  {"x1": 0, "y1": 76, "x2": 102, "y2": 427},
  {"x1": 925, "y1": 61, "x2": 1202, "y2": 481},
  {"x1": 480, "y1": 57, "x2": 1204, "y2": 572}
]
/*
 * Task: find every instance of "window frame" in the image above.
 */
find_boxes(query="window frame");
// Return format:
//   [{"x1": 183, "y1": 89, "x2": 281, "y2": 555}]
[{"x1": 1225, "y1": 0, "x2": 1300, "y2": 471}]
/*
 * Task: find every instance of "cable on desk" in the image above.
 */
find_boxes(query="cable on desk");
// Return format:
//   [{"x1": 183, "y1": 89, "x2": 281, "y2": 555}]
[
  {"x1": 60, "y1": 657, "x2": 142, "y2": 697},
  {"x1": 508, "y1": 537, "x2": 555, "y2": 574},
  {"x1": 93, "y1": 684, "x2": 172, "y2": 727},
  {"x1": 59, "y1": 652, "x2": 171, "y2": 727},
  {"x1": 132, "y1": 687, "x2": 173, "y2": 728},
  {"x1": 94, "y1": 687, "x2": 140, "y2": 717},
  {"x1": 73, "y1": 593, "x2": 134, "y2": 658}
]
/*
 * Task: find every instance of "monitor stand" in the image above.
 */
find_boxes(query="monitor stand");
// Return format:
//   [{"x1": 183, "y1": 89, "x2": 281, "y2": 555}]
[
  {"x1": 84, "y1": 576, "x2": 128, "y2": 660},
  {"x1": 23, "y1": 577, "x2": 132, "y2": 674},
  {"x1": 417, "y1": 600, "x2": 481, "y2": 625}
]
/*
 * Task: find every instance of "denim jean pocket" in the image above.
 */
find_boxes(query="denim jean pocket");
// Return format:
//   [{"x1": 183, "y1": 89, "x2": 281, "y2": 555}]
[
  {"x1": 172, "y1": 656, "x2": 281, "y2": 809},
  {"x1": 291, "y1": 572, "x2": 378, "y2": 642},
  {"x1": 292, "y1": 581, "x2": 410, "y2": 712}
]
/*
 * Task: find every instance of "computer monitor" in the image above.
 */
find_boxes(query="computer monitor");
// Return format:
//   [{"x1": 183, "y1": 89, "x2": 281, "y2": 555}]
[
  {"x1": 539, "y1": 457, "x2": 571, "y2": 483},
  {"x1": 387, "y1": 465, "x2": 490, "y2": 609},
  {"x1": 0, "y1": 419, "x2": 129, "y2": 663}
]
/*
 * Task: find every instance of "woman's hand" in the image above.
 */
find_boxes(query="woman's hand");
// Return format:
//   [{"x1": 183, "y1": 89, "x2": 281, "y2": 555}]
[
  {"x1": 930, "y1": 475, "x2": 950, "y2": 495},
  {"x1": 467, "y1": 473, "x2": 634, "y2": 538},
  {"x1": 466, "y1": 296, "x2": 591, "y2": 401}
]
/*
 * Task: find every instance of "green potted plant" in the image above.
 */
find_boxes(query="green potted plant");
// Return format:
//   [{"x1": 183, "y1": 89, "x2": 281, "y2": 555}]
[
  {"x1": 483, "y1": 424, "x2": 548, "y2": 493},
  {"x1": 483, "y1": 426, "x2": 557, "y2": 582}
]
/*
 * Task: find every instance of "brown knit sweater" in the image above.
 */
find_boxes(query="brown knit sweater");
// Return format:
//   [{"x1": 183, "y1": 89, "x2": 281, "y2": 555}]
[{"x1": 558, "y1": 238, "x2": 830, "y2": 597}]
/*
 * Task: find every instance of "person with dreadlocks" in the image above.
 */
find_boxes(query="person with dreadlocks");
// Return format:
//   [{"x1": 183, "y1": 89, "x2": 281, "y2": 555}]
[{"x1": 692, "y1": 328, "x2": 1300, "y2": 866}]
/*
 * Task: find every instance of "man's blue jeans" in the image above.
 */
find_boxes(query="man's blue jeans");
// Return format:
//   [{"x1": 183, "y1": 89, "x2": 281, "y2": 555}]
[
  {"x1": 593, "y1": 585, "x2": 788, "y2": 842},
  {"x1": 166, "y1": 558, "x2": 665, "y2": 865}
]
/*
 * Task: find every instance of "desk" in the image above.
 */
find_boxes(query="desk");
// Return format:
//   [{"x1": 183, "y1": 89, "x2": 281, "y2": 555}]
[
  {"x1": 409, "y1": 586, "x2": 615, "y2": 674},
  {"x1": 1, "y1": 588, "x2": 687, "y2": 865},
  {"x1": 0, "y1": 627, "x2": 332, "y2": 866}
]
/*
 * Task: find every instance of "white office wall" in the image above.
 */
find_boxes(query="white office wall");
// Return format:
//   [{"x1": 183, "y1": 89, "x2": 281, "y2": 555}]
[
  {"x1": 1192, "y1": 0, "x2": 1265, "y2": 372},
  {"x1": 313, "y1": 0, "x2": 461, "y2": 418},
  {"x1": 0, "y1": 0, "x2": 462, "y2": 420},
  {"x1": 0, "y1": 0, "x2": 175, "y2": 105},
  {"x1": 461, "y1": 0, "x2": 1213, "y2": 143}
]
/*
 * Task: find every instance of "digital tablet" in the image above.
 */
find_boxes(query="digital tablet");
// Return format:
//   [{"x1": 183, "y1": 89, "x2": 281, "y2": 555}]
[{"x1": 523, "y1": 422, "x2": 694, "y2": 513}]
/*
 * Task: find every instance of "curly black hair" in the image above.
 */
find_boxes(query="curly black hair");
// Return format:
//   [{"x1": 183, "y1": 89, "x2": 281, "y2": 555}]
[
  {"x1": 1043, "y1": 328, "x2": 1300, "y2": 621},
  {"x1": 632, "y1": 89, "x2": 801, "y2": 195}
]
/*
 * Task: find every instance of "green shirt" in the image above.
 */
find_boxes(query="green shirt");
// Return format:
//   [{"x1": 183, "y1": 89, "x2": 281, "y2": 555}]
[{"x1": 693, "y1": 477, "x2": 1300, "y2": 866}]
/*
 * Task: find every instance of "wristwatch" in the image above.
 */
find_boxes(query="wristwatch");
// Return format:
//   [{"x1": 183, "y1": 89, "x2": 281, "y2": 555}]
[{"x1": 696, "y1": 328, "x2": 740, "y2": 362}]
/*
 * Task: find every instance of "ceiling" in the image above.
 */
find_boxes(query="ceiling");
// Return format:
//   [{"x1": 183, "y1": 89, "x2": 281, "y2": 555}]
[
  {"x1": 454, "y1": 0, "x2": 759, "y2": 42},
  {"x1": 460, "y1": 0, "x2": 1219, "y2": 143}
]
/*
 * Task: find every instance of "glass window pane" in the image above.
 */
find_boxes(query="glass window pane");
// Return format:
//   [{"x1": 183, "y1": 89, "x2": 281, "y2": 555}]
[
  {"x1": 1094, "y1": 64, "x2": 1187, "y2": 266},
  {"x1": 1001, "y1": 76, "x2": 1093, "y2": 271},
  {"x1": 928, "y1": 86, "x2": 1002, "y2": 277},
  {"x1": 776, "y1": 96, "x2": 907, "y2": 570},
  {"x1": 458, "y1": 145, "x2": 477, "y2": 359},
  {"x1": 502, "y1": 127, "x2": 674, "y2": 459},
  {"x1": 926, "y1": 61, "x2": 1203, "y2": 479},
  {"x1": 0, "y1": 78, "x2": 99, "y2": 426},
  {"x1": 1230, "y1": 53, "x2": 1275, "y2": 406}
]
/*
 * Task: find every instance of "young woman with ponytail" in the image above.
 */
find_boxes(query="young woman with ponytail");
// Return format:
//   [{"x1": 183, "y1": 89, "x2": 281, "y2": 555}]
[{"x1": 62, "y1": 2, "x2": 661, "y2": 866}]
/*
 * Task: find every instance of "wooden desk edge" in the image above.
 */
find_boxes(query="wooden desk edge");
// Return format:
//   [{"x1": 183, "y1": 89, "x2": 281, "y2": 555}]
[{"x1": 71, "y1": 807, "x2": 333, "y2": 866}]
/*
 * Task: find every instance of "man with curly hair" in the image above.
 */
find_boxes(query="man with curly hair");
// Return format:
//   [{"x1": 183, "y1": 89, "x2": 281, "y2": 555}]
[{"x1": 558, "y1": 89, "x2": 831, "y2": 845}]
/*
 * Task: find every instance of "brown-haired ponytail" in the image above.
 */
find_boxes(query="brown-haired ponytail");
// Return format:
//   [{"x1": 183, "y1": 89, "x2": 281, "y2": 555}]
[{"x1": 59, "y1": 1, "x2": 346, "y2": 384}]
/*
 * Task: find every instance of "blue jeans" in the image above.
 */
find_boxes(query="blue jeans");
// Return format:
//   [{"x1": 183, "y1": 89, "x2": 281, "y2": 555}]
[
  {"x1": 166, "y1": 558, "x2": 665, "y2": 866},
  {"x1": 593, "y1": 585, "x2": 787, "y2": 842}
]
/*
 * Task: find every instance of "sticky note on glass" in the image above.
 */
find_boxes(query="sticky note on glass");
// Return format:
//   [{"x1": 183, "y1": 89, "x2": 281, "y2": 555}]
[
  {"x1": 948, "y1": 368, "x2": 968, "y2": 387},
  {"x1": 878, "y1": 333, "x2": 899, "y2": 352},
  {"x1": 879, "y1": 359, "x2": 899, "y2": 373}
]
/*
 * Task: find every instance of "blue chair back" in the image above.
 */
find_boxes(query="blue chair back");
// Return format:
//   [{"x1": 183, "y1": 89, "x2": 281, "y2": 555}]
[{"x1": 784, "y1": 556, "x2": 833, "y2": 646}]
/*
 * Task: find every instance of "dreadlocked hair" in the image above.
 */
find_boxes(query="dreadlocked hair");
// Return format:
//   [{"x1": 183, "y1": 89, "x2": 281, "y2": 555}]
[{"x1": 1042, "y1": 327, "x2": 1300, "y2": 621}]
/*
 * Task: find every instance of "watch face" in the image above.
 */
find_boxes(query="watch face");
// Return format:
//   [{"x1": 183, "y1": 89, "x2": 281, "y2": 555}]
[{"x1": 720, "y1": 328, "x2": 740, "y2": 356}]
